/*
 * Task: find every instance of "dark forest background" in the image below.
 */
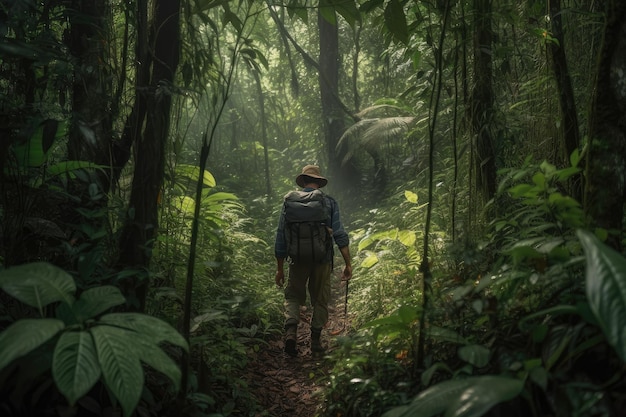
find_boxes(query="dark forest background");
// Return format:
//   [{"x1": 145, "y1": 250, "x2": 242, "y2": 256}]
[{"x1": 1, "y1": 0, "x2": 626, "y2": 416}]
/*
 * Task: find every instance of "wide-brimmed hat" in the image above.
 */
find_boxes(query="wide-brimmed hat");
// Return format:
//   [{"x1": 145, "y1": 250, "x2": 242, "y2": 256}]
[{"x1": 296, "y1": 165, "x2": 328, "y2": 188}]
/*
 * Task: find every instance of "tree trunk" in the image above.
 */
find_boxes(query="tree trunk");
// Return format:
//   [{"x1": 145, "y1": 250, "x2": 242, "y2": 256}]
[
  {"x1": 585, "y1": 0, "x2": 626, "y2": 250},
  {"x1": 67, "y1": 0, "x2": 112, "y2": 167},
  {"x1": 318, "y1": 10, "x2": 353, "y2": 189},
  {"x1": 113, "y1": 0, "x2": 150, "y2": 188},
  {"x1": 548, "y1": 0, "x2": 581, "y2": 199},
  {"x1": 253, "y1": 70, "x2": 272, "y2": 197},
  {"x1": 318, "y1": 11, "x2": 341, "y2": 168},
  {"x1": 352, "y1": 22, "x2": 362, "y2": 112},
  {"x1": 471, "y1": 0, "x2": 497, "y2": 204},
  {"x1": 118, "y1": 0, "x2": 181, "y2": 310}
]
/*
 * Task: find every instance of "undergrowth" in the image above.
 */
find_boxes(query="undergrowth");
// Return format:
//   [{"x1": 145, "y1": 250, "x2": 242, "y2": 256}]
[{"x1": 318, "y1": 156, "x2": 626, "y2": 417}]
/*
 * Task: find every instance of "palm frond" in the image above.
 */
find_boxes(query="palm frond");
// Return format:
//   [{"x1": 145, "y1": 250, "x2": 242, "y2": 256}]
[
  {"x1": 356, "y1": 104, "x2": 413, "y2": 119},
  {"x1": 338, "y1": 116, "x2": 416, "y2": 166},
  {"x1": 361, "y1": 117, "x2": 415, "y2": 149}
]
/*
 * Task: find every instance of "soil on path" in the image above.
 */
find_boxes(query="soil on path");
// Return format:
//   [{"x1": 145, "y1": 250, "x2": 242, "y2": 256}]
[{"x1": 242, "y1": 276, "x2": 350, "y2": 417}]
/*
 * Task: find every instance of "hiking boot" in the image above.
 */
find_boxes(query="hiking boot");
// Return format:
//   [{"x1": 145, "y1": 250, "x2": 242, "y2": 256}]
[
  {"x1": 284, "y1": 324, "x2": 298, "y2": 357},
  {"x1": 311, "y1": 328, "x2": 325, "y2": 354}
]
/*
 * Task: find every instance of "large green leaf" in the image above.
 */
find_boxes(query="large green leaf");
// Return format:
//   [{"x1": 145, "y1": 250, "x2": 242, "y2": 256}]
[
  {"x1": 382, "y1": 379, "x2": 472, "y2": 417},
  {"x1": 53, "y1": 331, "x2": 101, "y2": 404},
  {"x1": 458, "y1": 344, "x2": 490, "y2": 368},
  {"x1": 405, "y1": 190, "x2": 418, "y2": 203},
  {"x1": 177, "y1": 164, "x2": 216, "y2": 188},
  {"x1": 445, "y1": 376, "x2": 524, "y2": 417},
  {"x1": 384, "y1": 0, "x2": 408, "y2": 44},
  {"x1": 318, "y1": 0, "x2": 337, "y2": 25},
  {"x1": 358, "y1": 228, "x2": 399, "y2": 251},
  {"x1": 334, "y1": 0, "x2": 361, "y2": 27},
  {"x1": 99, "y1": 313, "x2": 188, "y2": 351},
  {"x1": 427, "y1": 326, "x2": 469, "y2": 344},
  {"x1": 46, "y1": 161, "x2": 107, "y2": 177},
  {"x1": 361, "y1": 252, "x2": 379, "y2": 268},
  {"x1": 383, "y1": 376, "x2": 523, "y2": 417},
  {"x1": 0, "y1": 262, "x2": 75, "y2": 311},
  {"x1": 91, "y1": 325, "x2": 144, "y2": 417},
  {"x1": 397, "y1": 230, "x2": 416, "y2": 247},
  {"x1": 135, "y1": 335, "x2": 182, "y2": 391},
  {"x1": 578, "y1": 229, "x2": 626, "y2": 361},
  {"x1": 286, "y1": 0, "x2": 309, "y2": 22},
  {"x1": 202, "y1": 191, "x2": 239, "y2": 203},
  {"x1": 382, "y1": 406, "x2": 409, "y2": 417},
  {"x1": 73, "y1": 286, "x2": 126, "y2": 321},
  {"x1": 176, "y1": 195, "x2": 196, "y2": 214},
  {"x1": 12, "y1": 125, "x2": 47, "y2": 168},
  {"x1": 0, "y1": 318, "x2": 65, "y2": 370}
]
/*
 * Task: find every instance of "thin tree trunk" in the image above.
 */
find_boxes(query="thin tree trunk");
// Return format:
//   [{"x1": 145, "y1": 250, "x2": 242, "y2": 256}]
[
  {"x1": 417, "y1": 0, "x2": 451, "y2": 371},
  {"x1": 253, "y1": 70, "x2": 272, "y2": 197},
  {"x1": 452, "y1": 33, "x2": 460, "y2": 243},
  {"x1": 352, "y1": 23, "x2": 362, "y2": 112}
]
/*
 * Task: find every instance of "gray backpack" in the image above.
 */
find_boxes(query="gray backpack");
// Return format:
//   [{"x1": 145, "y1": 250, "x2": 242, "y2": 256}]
[{"x1": 283, "y1": 189, "x2": 331, "y2": 263}]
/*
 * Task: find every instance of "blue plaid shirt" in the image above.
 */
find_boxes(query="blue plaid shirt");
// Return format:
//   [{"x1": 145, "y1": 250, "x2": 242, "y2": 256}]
[{"x1": 274, "y1": 188, "x2": 349, "y2": 259}]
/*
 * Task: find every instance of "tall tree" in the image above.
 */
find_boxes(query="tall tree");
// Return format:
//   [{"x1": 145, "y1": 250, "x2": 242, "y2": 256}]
[
  {"x1": 318, "y1": 7, "x2": 360, "y2": 190},
  {"x1": 470, "y1": 0, "x2": 497, "y2": 205},
  {"x1": 318, "y1": 8, "x2": 343, "y2": 177},
  {"x1": 548, "y1": 0, "x2": 581, "y2": 199},
  {"x1": 118, "y1": 0, "x2": 181, "y2": 309},
  {"x1": 266, "y1": 2, "x2": 360, "y2": 189},
  {"x1": 585, "y1": 0, "x2": 626, "y2": 249},
  {"x1": 113, "y1": 0, "x2": 150, "y2": 188},
  {"x1": 67, "y1": 0, "x2": 112, "y2": 166}
]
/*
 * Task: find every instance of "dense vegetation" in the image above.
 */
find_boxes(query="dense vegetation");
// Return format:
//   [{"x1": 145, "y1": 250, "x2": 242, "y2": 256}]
[{"x1": 1, "y1": 0, "x2": 625, "y2": 416}]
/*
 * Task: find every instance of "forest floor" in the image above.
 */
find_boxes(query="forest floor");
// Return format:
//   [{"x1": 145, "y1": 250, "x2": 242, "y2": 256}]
[{"x1": 242, "y1": 273, "x2": 351, "y2": 417}]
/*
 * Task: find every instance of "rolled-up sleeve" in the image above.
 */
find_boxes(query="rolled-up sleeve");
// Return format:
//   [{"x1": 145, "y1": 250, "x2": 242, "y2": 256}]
[
  {"x1": 274, "y1": 208, "x2": 288, "y2": 259},
  {"x1": 328, "y1": 198, "x2": 349, "y2": 249}
]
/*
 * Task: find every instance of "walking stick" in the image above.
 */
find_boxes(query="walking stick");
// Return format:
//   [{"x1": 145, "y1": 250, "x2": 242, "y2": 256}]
[
  {"x1": 331, "y1": 279, "x2": 349, "y2": 336},
  {"x1": 344, "y1": 279, "x2": 349, "y2": 323}
]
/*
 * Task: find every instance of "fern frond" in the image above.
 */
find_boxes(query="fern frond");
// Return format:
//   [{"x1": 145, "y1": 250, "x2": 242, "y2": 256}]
[
  {"x1": 356, "y1": 104, "x2": 412, "y2": 118},
  {"x1": 361, "y1": 117, "x2": 415, "y2": 149}
]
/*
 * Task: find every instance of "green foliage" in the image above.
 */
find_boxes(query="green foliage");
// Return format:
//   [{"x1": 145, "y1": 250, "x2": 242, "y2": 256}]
[
  {"x1": 392, "y1": 157, "x2": 624, "y2": 417},
  {"x1": 382, "y1": 376, "x2": 524, "y2": 417},
  {"x1": 323, "y1": 147, "x2": 626, "y2": 417},
  {"x1": 0, "y1": 262, "x2": 188, "y2": 417},
  {"x1": 358, "y1": 0, "x2": 409, "y2": 44},
  {"x1": 322, "y1": 331, "x2": 413, "y2": 417},
  {"x1": 153, "y1": 162, "x2": 283, "y2": 415},
  {"x1": 578, "y1": 230, "x2": 626, "y2": 362},
  {"x1": 483, "y1": 158, "x2": 588, "y2": 312},
  {"x1": 320, "y1": 185, "x2": 441, "y2": 416},
  {"x1": 347, "y1": 186, "x2": 430, "y2": 325},
  {"x1": 362, "y1": 304, "x2": 420, "y2": 342},
  {"x1": 0, "y1": 0, "x2": 617, "y2": 416}
]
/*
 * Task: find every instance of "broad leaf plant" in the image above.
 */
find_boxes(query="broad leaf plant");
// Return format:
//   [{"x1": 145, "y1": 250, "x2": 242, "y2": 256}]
[{"x1": 0, "y1": 262, "x2": 188, "y2": 417}]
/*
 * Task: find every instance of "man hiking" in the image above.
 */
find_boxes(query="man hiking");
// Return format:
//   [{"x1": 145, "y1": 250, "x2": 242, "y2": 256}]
[{"x1": 274, "y1": 165, "x2": 352, "y2": 357}]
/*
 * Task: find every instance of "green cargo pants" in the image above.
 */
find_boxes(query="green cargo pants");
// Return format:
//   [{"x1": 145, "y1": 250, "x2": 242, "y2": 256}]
[{"x1": 284, "y1": 262, "x2": 332, "y2": 330}]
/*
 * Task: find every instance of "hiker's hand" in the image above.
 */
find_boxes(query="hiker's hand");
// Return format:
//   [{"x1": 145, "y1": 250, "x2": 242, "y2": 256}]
[
  {"x1": 275, "y1": 270, "x2": 285, "y2": 287},
  {"x1": 341, "y1": 265, "x2": 352, "y2": 281}
]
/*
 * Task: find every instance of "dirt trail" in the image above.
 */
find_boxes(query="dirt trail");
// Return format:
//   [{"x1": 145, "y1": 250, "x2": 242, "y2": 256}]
[{"x1": 242, "y1": 277, "x2": 350, "y2": 417}]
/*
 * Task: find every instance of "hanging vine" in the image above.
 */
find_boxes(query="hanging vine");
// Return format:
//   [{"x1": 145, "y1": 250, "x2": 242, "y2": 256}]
[{"x1": 417, "y1": 0, "x2": 452, "y2": 369}]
